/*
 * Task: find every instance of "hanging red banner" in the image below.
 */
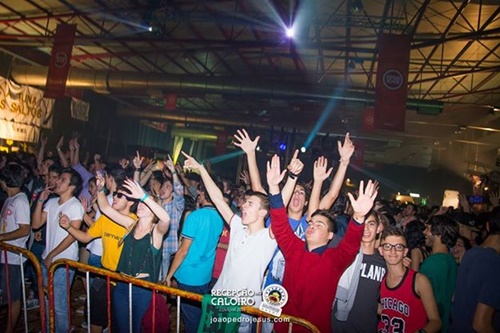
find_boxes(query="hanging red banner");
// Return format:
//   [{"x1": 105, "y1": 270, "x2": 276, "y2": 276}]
[
  {"x1": 215, "y1": 131, "x2": 227, "y2": 155},
  {"x1": 374, "y1": 33, "x2": 411, "y2": 131},
  {"x1": 44, "y1": 23, "x2": 77, "y2": 98},
  {"x1": 362, "y1": 107, "x2": 376, "y2": 133},
  {"x1": 165, "y1": 94, "x2": 177, "y2": 111}
]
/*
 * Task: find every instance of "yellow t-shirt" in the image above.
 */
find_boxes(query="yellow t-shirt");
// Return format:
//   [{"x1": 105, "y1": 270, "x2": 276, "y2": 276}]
[{"x1": 87, "y1": 214, "x2": 136, "y2": 271}]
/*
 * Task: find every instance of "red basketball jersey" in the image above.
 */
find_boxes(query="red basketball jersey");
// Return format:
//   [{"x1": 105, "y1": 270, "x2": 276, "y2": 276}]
[{"x1": 377, "y1": 268, "x2": 427, "y2": 333}]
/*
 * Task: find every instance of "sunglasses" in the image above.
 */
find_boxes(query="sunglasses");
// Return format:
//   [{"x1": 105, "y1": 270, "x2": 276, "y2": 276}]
[
  {"x1": 113, "y1": 192, "x2": 138, "y2": 202},
  {"x1": 380, "y1": 243, "x2": 406, "y2": 252}
]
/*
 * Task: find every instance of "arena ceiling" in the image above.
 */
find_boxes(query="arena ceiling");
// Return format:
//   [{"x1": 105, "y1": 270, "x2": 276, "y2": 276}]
[{"x1": 0, "y1": 0, "x2": 499, "y2": 171}]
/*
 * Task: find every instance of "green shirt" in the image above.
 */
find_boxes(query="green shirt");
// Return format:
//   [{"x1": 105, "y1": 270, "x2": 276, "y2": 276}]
[{"x1": 420, "y1": 253, "x2": 458, "y2": 333}]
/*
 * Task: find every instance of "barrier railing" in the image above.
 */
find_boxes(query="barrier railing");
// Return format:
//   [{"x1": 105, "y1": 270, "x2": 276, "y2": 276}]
[
  {"x1": 0, "y1": 241, "x2": 47, "y2": 333},
  {"x1": 49, "y1": 259, "x2": 320, "y2": 333}
]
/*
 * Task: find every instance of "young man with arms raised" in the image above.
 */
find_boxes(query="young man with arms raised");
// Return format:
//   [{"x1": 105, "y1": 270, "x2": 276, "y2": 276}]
[
  {"x1": 378, "y1": 227, "x2": 441, "y2": 333},
  {"x1": 180, "y1": 150, "x2": 303, "y2": 333},
  {"x1": 266, "y1": 153, "x2": 377, "y2": 333}
]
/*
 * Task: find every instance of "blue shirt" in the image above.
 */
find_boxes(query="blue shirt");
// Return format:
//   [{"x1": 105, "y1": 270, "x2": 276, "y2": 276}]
[{"x1": 174, "y1": 206, "x2": 223, "y2": 286}]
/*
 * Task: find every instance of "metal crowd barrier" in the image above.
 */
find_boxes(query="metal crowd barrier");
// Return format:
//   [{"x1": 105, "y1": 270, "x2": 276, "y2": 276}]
[
  {"x1": 0, "y1": 241, "x2": 47, "y2": 333},
  {"x1": 49, "y1": 259, "x2": 320, "y2": 333}
]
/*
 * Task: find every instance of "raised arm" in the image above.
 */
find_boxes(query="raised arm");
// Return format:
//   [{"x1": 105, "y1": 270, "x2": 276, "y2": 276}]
[
  {"x1": 319, "y1": 133, "x2": 355, "y2": 210},
  {"x1": 31, "y1": 186, "x2": 50, "y2": 229},
  {"x1": 308, "y1": 156, "x2": 333, "y2": 218},
  {"x1": 233, "y1": 128, "x2": 266, "y2": 193},
  {"x1": 95, "y1": 173, "x2": 136, "y2": 229},
  {"x1": 182, "y1": 151, "x2": 234, "y2": 223},
  {"x1": 123, "y1": 179, "x2": 170, "y2": 248},
  {"x1": 36, "y1": 135, "x2": 47, "y2": 167},
  {"x1": 56, "y1": 136, "x2": 69, "y2": 168},
  {"x1": 281, "y1": 149, "x2": 305, "y2": 206},
  {"x1": 132, "y1": 151, "x2": 144, "y2": 182}
]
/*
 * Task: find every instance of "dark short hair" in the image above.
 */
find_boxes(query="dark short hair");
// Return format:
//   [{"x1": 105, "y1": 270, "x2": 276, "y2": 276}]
[
  {"x1": 404, "y1": 220, "x2": 426, "y2": 250},
  {"x1": 108, "y1": 167, "x2": 127, "y2": 188},
  {"x1": 427, "y1": 215, "x2": 459, "y2": 248},
  {"x1": 311, "y1": 209, "x2": 337, "y2": 233},
  {"x1": 381, "y1": 226, "x2": 406, "y2": 243},
  {"x1": 61, "y1": 168, "x2": 83, "y2": 197},
  {"x1": 0, "y1": 163, "x2": 25, "y2": 188},
  {"x1": 48, "y1": 164, "x2": 63, "y2": 176}
]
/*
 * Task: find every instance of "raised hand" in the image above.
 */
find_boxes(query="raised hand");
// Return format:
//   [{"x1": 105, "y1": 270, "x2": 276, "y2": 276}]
[
  {"x1": 181, "y1": 151, "x2": 203, "y2": 171},
  {"x1": 266, "y1": 154, "x2": 286, "y2": 192},
  {"x1": 95, "y1": 172, "x2": 106, "y2": 192},
  {"x1": 233, "y1": 129, "x2": 260, "y2": 154},
  {"x1": 165, "y1": 155, "x2": 175, "y2": 173},
  {"x1": 287, "y1": 149, "x2": 304, "y2": 176},
  {"x1": 338, "y1": 132, "x2": 355, "y2": 162},
  {"x1": 39, "y1": 184, "x2": 51, "y2": 202},
  {"x1": 313, "y1": 156, "x2": 333, "y2": 182},
  {"x1": 239, "y1": 170, "x2": 250, "y2": 186},
  {"x1": 490, "y1": 191, "x2": 499, "y2": 207},
  {"x1": 56, "y1": 136, "x2": 64, "y2": 150},
  {"x1": 40, "y1": 135, "x2": 47, "y2": 147},
  {"x1": 68, "y1": 138, "x2": 76, "y2": 151},
  {"x1": 347, "y1": 180, "x2": 377, "y2": 222},
  {"x1": 94, "y1": 153, "x2": 101, "y2": 162},
  {"x1": 123, "y1": 179, "x2": 146, "y2": 200},
  {"x1": 133, "y1": 151, "x2": 144, "y2": 169},
  {"x1": 73, "y1": 138, "x2": 80, "y2": 150}
]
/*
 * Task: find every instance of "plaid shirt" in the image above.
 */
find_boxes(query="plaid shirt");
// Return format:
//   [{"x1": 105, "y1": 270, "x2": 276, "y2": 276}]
[{"x1": 162, "y1": 180, "x2": 185, "y2": 255}]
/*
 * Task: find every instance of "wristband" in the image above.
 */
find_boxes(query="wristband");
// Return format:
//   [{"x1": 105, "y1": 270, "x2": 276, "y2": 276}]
[
  {"x1": 417, "y1": 329, "x2": 427, "y2": 333},
  {"x1": 38, "y1": 199, "x2": 45, "y2": 203},
  {"x1": 135, "y1": 167, "x2": 141, "y2": 172},
  {"x1": 287, "y1": 170, "x2": 298, "y2": 180},
  {"x1": 65, "y1": 224, "x2": 72, "y2": 231},
  {"x1": 140, "y1": 193, "x2": 149, "y2": 202}
]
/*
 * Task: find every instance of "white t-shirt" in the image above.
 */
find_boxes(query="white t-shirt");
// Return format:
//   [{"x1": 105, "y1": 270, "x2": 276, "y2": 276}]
[
  {"x1": 213, "y1": 215, "x2": 277, "y2": 306},
  {"x1": 0, "y1": 192, "x2": 30, "y2": 265},
  {"x1": 42, "y1": 197, "x2": 84, "y2": 262}
]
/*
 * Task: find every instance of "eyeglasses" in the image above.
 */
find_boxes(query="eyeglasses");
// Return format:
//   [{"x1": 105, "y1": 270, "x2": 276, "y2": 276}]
[{"x1": 380, "y1": 243, "x2": 406, "y2": 252}]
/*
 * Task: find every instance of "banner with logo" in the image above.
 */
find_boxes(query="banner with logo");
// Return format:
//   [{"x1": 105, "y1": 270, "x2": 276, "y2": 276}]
[
  {"x1": 374, "y1": 33, "x2": 411, "y2": 131},
  {"x1": 0, "y1": 76, "x2": 55, "y2": 142},
  {"x1": 71, "y1": 97, "x2": 89, "y2": 122},
  {"x1": 45, "y1": 23, "x2": 77, "y2": 98}
]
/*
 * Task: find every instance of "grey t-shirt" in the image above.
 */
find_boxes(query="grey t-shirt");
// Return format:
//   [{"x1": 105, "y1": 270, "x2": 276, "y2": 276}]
[{"x1": 332, "y1": 253, "x2": 387, "y2": 333}]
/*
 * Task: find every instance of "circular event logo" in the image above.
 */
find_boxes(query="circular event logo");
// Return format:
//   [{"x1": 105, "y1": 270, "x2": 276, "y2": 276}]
[
  {"x1": 54, "y1": 52, "x2": 68, "y2": 68},
  {"x1": 382, "y1": 69, "x2": 404, "y2": 90},
  {"x1": 263, "y1": 284, "x2": 288, "y2": 308}
]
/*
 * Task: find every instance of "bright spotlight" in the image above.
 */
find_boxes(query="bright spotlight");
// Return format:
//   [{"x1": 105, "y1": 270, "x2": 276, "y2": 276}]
[
  {"x1": 148, "y1": 26, "x2": 153, "y2": 32},
  {"x1": 300, "y1": 146, "x2": 306, "y2": 153},
  {"x1": 285, "y1": 27, "x2": 294, "y2": 38},
  {"x1": 279, "y1": 143, "x2": 287, "y2": 151}
]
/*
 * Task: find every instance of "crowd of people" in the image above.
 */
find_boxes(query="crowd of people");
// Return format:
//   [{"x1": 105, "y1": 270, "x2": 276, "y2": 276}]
[{"x1": 0, "y1": 128, "x2": 499, "y2": 333}]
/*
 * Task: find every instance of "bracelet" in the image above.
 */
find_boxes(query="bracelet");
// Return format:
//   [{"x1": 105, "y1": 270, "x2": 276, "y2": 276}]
[
  {"x1": 65, "y1": 224, "x2": 72, "y2": 231},
  {"x1": 140, "y1": 193, "x2": 149, "y2": 202},
  {"x1": 38, "y1": 199, "x2": 45, "y2": 203},
  {"x1": 287, "y1": 170, "x2": 298, "y2": 180},
  {"x1": 339, "y1": 158, "x2": 350, "y2": 166}
]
